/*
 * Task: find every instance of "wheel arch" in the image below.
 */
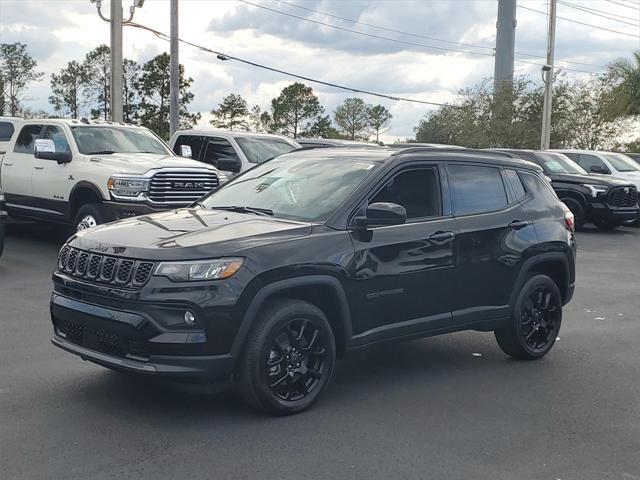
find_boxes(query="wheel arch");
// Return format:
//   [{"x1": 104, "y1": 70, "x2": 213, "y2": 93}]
[
  {"x1": 68, "y1": 181, "x2": 105, "y2": 219},
  {"x1": 232, "y1": 276, "x2": 353, "y2": 360},
  {"x1": 511, "y1": 253, "x2": 573, "y2": 307}
]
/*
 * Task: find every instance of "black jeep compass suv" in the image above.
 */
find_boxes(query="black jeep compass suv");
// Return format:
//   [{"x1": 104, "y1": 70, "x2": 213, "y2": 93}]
[{"x1": 51, "y1": 148, "x2": 576, "y2": 415}]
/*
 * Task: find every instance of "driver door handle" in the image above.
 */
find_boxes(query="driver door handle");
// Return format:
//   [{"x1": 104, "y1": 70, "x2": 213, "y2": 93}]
[
  {"x1": 34, "y1": 166, "x2": 44, "y2": 170},
  {"x1": 508, "y1": 220, "x2": 529, "y2": 230},
  {"x1": 429, "y1": 231, "x2": 455, "y2": 241}
]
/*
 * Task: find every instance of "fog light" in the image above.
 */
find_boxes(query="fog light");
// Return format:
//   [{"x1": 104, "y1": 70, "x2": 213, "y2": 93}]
[{"x1": 184, "y1": 311, "x2": 196, "y2": 326}]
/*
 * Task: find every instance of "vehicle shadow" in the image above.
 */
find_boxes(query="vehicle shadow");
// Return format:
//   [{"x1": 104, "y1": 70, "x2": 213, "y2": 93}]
[
  {"x1": 73, "y1": 334, "x2": 514, "y2": 420},
  {"x1": 578, "y1": 224, "x2": 638, "y2": 235},
  {"x1": 5, "y1": 221, "x2": 72, "y2": 247}
]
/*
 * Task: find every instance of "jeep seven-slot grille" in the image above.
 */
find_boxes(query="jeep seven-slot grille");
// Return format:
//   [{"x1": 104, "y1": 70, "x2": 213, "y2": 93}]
[
  {"x1": 607, "y1": 186, "x2": 638, "y2": 208},
  {"x1": 57, "y1": 246, "x2": 155, "y2": 288},
  {"x1": 148, "y1": 170, "x2": 219, "y2": 205}
]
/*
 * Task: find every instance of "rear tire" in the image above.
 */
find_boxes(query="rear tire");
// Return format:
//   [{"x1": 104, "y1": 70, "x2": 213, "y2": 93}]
[
  {"x1": 74, "y1": 203, "x2": 112, "y2": 232},
  {"x1": 235, "y1": 299, "x2": 336, "y2": 415},
  {"x1": 0, "y1": 220, "x2": 4, "y2": 257},
  {"x1": 495, "y1": 274, "x2": 562, "y2": 360}
]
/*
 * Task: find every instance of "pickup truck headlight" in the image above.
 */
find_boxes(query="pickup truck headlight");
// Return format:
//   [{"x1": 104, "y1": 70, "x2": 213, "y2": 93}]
[
  {"x1": 154, "y1": 258, "x2": 244, "y2": 282},
  {"x1": 108, "y1": 176, "x2": 150, "y2": 199},
  {"x1": 583, "y1": 184, "x2": 608, "y2": 198}
]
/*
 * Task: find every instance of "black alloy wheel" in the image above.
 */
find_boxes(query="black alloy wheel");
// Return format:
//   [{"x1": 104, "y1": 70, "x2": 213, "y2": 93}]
[
  {"x1": 495, "y1": 274, "x2": 562, "y2": 360},
  {"x1": 236, "y1": 299, "x2": 336, "y2": 415},
  {"x1": 265, "y1": 318, "x2": 326, "y2": 402},
  {"x1": 519, "y1": 286, "x2": 561, "y2": 353}
]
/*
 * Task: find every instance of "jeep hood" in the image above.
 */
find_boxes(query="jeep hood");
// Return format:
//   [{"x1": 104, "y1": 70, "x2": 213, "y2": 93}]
[
  {"x1": 84, "y1": 153, "x2": 215, "y2": 175},
  {"x1": 69, "y1": 208, "x2": 312, "y2": 260}
]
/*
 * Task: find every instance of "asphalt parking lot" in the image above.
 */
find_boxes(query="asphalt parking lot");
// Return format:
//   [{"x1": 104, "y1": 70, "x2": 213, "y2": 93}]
[{"x1": 1, "y1": 223, "x2": 639, "y2": 480}]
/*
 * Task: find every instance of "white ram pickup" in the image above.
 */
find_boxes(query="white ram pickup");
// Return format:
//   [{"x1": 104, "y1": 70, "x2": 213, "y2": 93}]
[{"x1": 0, "y1": 118, "x2": 225, "y2": 231}]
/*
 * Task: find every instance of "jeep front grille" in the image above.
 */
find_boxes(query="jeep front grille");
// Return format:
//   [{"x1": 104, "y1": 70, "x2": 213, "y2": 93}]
[
  {"x1": 57, "y1": 246, "x2": 155, "y2": 288},
  {"x1": 148, "y1": 170, "x2": 219, "y2": 205},
  {"x1": 607, "y1": 186, "x2": 638, "y2": 208}
]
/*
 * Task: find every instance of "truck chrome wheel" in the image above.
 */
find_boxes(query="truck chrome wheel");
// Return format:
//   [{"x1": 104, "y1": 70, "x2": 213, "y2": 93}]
[{"x1": 77, "y1": 214, "x2": 97, "y2": 231}]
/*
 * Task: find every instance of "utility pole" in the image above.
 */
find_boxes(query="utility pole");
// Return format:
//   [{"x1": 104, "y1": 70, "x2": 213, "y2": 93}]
[
  {"x1": 494, "y1": 0, "x2": 517, "y2": 94},
  {"x1": 110, "y1": 0, "x2": 124, "y2": 122},
  {"x1": 90, "y1": 0, "x2": 145, "y2": 123},
  {"x1": 540, "y1": 0, "x2": 557, "y2": 150},
  {"x1": 170, "y1": 0, "x2": 179, "y2": 137}
]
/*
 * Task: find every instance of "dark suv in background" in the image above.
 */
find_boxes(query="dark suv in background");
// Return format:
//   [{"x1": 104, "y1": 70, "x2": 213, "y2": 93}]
[
  {"x1": 494, "y1": 149, "x2": 639, "y2": 230},
  {"x1": 50, "y1": 148, "x2": 576, "y2": 415}
]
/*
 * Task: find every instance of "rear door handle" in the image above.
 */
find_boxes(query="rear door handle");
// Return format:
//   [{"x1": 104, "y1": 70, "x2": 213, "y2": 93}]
[
  {"x1": 508, "y1": 220, "x2": 529, "y2": 230},
  {"x1": 429, "y1": 231, "x2": 455, "y2": 241},
  {"x1": 34, "y1": 166, "x2": 44, "y2": 170},
  {"x1": 3, "y1": 162, "x2": 13, "y2": 166}
]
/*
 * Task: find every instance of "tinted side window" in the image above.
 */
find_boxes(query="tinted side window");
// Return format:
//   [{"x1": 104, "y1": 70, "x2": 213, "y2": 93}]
[
  {"x1": 0, "y1": 122, "x2": 15, "y2": 142},
  {"x1": 173, "y1": 135, "x2": 205, "y2": 159},
  {"x1": 520, "y1": 172, "x2": 558, "y2": 204},
  {"x1": 448, "y1": 164, "x2": 508, "y2": 216},
  {"x1": 203, "y1": 138, "x2": 240, "y2": 168},
  {"x1": 504, "y1": 169, "x2": 526, "y2": 201},
  {"x1": 43, "y1": 125, "x2": 71, "y2": 154},
  {"x1": 576, "y1": 154, "x2": 609, "y2": 173},
  {"x1": 370, "y1": 168, "x2": 440, "y2": 219},
  {"x1": 14, "y1": 124, "x2": 43, "y2": 154}
]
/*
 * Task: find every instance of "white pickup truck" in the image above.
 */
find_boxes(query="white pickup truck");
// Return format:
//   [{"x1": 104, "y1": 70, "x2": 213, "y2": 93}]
[{"x1": 0, "y1": 118, "x2": 225, "y2": 231}]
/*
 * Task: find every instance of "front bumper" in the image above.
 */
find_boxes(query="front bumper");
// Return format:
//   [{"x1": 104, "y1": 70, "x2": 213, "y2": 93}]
[
  {"x1": 50, "y1": 292, "x2": 236, "y2": 380},
  {"x1": 588, "y1": 202, "x2": 638, "y2": 223}
]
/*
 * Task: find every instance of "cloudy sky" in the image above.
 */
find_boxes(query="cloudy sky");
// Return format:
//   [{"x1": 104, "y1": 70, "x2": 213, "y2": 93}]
[{"x1": 1, "y1": 0, "x2": 639, "y2": 141}]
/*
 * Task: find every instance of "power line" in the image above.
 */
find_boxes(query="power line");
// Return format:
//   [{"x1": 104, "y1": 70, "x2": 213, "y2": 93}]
[
  {"x1": 236, "y1": 0, "x2": 494, "y2": 57},
  {"x1": 240, "y1": 0, "x2": 607, "y2": 70},
  {"x1": 605, "y1": 0, "x2": 640, "y2": 10},
  {"x1": 273, "y1": 0, "x2": 496, "y2": 52},
  {"x1": 513, "y1": 58, "x2": 602, "y2": 74},
  {"x1": 126, "y1": 22, "x2": 458, "y2": 108},
  {"x1": 558, "y1": 1, "x2": 640, "y2": 26},
  {"x1": 519, "y1": 4, "x2": 640, "y2": 38}
]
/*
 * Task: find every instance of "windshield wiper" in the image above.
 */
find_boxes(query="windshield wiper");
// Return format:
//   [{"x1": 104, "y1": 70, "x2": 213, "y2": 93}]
[
  {"x1": 87, "y1": 150, "x2": 117, "y2": 155},
  {"x1": 208, "y1": 205, "x2": 274, "y2": 216}
]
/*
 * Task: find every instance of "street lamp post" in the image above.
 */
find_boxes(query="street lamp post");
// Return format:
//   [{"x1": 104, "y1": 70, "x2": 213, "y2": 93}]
[{"x1": 90, "y1": 0, "x2": 145, "y2": 123}]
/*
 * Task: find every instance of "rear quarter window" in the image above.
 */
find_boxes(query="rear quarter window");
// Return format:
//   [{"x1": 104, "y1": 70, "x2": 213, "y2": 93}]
[
  {"x1": 448, "y1": 164, "x2": 508, "y2": 216},
  {"x1": 13, "y1": 124, "x2": 43, "y2": 154}
]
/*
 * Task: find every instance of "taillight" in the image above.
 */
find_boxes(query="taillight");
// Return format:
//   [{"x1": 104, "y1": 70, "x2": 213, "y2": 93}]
[{"x1": 564, "y1": 211, "x2": 575, "y2": 232}]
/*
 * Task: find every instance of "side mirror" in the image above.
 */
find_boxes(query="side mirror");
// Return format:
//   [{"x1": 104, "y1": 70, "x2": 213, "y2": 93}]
[
  {"x1": 179, "y1": 144, "x2": 192, "y2": 158},
  {"x1": 354, "y1": 202, "x2": 407, "y2": 228},
  {"x1": 34, "y1": 139, "x2": 72, "y2": 164},
  {"x1": 216, "y1": 156, "x2": 242, "y2": 173},
  {"x1": 590, "y1": 165, "x2": 609, "y2": 174}
]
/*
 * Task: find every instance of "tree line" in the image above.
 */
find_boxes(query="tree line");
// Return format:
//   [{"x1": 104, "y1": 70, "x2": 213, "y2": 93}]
[
  {"x1": 2, "y1": 41, "x2": 638, "y2": 148},
  {"x1": 208, "y1": 85, "x2": 393, "y2": 142},
  {"x1": 0, "y1": 42, "x2": 393, "y2": 142},
  {"x1": 414, "y1": 52, "x2": 640, "y2": 151}
]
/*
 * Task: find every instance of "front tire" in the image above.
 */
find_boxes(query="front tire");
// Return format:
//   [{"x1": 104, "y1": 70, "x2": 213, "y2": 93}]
[
  {"x1": 235, "y1": 299, "x2": 336, "y2": 415},
  {"x1": 75, "y1": 203, "x2": 112, "y2": 232},
  {"x1": 495, "y1": 274, "x2": 562, "y2": 360}
]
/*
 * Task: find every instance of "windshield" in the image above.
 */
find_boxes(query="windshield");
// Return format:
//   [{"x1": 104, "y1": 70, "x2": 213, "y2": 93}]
[
  {"x1": 70, "y1": 126, "x2": 172, "y2": 155},
  {"x1": 603, "y1": 153, "x2": 640, "y2": 172},
  {"x1": 201, "y1": 155, "x2": 380, "y2": 222},
  {"x1": 235, "y1": 136, "x2": 297, "y2": 164},
  {"x1": 537, "y1": 152, "x2": 588, "y2": 175}
]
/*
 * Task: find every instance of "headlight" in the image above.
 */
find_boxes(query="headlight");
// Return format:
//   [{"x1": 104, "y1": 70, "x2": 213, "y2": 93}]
[
  {"x1": 0, "y1": 191, "x2": 5, "y2": 202},
  {"x1": 583, "y1": 184, "x2": 608, "y2": 197},
  {"x1": 154, "y1": 258, "x2": 244, "y2": 282},
  {"x1": 218, "y1": 173, "x2": 230, "y2": 184},
  {"x1": 108, "y1": 176, "x2": 150, "y2": 198}
]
